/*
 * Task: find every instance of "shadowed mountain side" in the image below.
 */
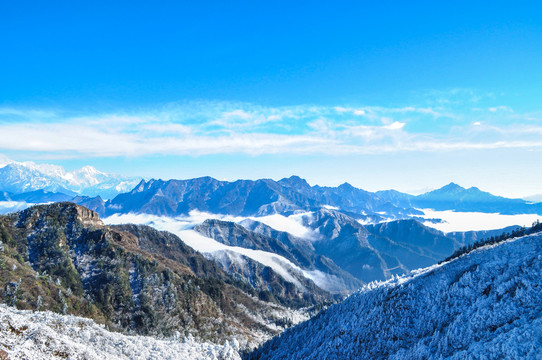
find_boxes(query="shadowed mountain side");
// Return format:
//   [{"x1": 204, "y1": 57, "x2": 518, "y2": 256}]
[
  {"x1": 240, "y1": 219, "x2": 364, "y2": 293},
  {"x1": 195, "y1": 219, "x2": 363, "y2": 294},
  {"x1": 446, "y1": 225, "x2": 522, "y2": 248},
  {"x1": 115, "y1": 223, "x2": 333, "y2": 307},
  {"x1": 365, "y1": 219, "x2": 459, "y2": 259},
  {"x1": 206, "y1": 250, "x2": 333, "y2": 306},
  {"x1": 99, "y1": 176, "x2": 419, "y2": 219}
]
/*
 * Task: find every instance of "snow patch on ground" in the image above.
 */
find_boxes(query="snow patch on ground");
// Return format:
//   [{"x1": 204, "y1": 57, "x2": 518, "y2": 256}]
[
  {"x1": 419, "y1": 208, "x2": 540, "y2": 232},
  {"x1": 0, "y1": 304, "x2": 241, "y2": 360}
]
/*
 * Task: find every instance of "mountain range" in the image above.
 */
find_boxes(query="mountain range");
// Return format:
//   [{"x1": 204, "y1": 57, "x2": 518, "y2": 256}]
[
  {"x1": 81, "y1": 177, "x2": 542, "y2": 220},
  {"x1": 99, "y1": 176, "x2": 422, "y2": 219},
  {"x1": 0, "y1": 165, "x2": 540, "y2": 358},
  {"x1": 1, "y1": 154, "x2": 540, "y2": 218},
  {"x1": 2, "y1": 168, "x2": 539, "y2": 302}
]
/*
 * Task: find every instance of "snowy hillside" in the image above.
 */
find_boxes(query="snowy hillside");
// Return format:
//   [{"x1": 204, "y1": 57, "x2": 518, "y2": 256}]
[
  {"x1": 248, "y1": 232, "x2": 542, "y2": 359},
  {"x1": 0, "y1": 304, "x2": 241, "y2": 360}
]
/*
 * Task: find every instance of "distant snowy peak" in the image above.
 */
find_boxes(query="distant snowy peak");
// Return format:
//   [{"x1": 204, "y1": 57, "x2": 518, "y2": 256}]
[
  {"x1": 0, "y1": 154, "x2": 141, "y2": 199},
  {"x1": 66, "y1": 166, "x2": 104, "y2": 186},
  {"x1": 0, "y1": 163, "x2": 72, "y2": 194},
  {"x1": 0, "y1": 154, "x2": 13, "y2": 167},
  {"x1": 22, "y1": 161, "x2": 69, "y2": 180}
]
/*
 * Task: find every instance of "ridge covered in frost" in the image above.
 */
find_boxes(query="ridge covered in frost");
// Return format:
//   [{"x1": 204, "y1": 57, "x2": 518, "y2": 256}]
[
  {"x1": 0, "y1": 304, "x2": 241, "y2": 360},
  {"x1": 248, "y1": 232, "x2": 542, "y2": 359}
]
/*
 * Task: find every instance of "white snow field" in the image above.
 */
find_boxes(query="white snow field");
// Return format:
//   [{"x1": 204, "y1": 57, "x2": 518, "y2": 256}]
[
  {"x1": 248, "y1": 232, "x2": 542, "y2": 359},
  {"x1": 0, "y1": 304, "x2": 241, "y2": 360}
]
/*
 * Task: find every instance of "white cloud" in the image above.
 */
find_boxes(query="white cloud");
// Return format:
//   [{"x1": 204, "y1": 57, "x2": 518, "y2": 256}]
[
  {"x1": 141, "y1": 123, "x2": 192, "y2": 135},
  {"x1": 0, "y1": 201, "x2": 34, "y2": 215},
  {"x1": 249, "y1": 212, "x2": 320, "y2": 240},
  {"x1": 103, "y1": 210, "x2": 319, "y2": 240},
  {"x1": 334, "y1": 107, "x2": 367, "y2": 116},
  {"x1": 383, "y1": 121, "x2": 405, "y2": 130},
  {"x1": 0, "y1": 100, "x2": 541, "y2": 158},
  {"x1": 419, "y1": 209, "x2": 539, "y2": 232},
  {"x1": 489, "y1": 106, "x2": 513, "y2": 113},
  {"x1": 102, "y1": 212, "x2": 325, "y2": 289}
]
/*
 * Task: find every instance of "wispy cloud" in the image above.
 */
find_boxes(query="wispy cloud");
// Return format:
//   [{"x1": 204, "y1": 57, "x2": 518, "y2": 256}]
[{"x1": 0, "y1": 96, "x2": 541, "y2": 158}]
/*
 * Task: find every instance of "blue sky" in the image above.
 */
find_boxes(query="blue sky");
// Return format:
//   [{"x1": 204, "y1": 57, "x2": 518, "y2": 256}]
[{"x1": 1, "y1": 1, "x2": 542, "y2": 197}]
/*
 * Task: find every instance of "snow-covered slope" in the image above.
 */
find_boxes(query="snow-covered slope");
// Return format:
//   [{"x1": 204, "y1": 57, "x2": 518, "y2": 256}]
[
  {"x1": 0, "y1": 155, "x2": 140, "y2": 199},
  {"x1": 248, "y1": 232, "x2": 542, "y2": 359},
  {"x1": 0, "y1": 304, "x2": 241, "y2": 360}
]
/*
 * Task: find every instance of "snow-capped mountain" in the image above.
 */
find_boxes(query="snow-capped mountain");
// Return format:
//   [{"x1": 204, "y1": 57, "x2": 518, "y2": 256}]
[
  {"x1": 248, "y1": 230, "x2": 542, "y2": 359},
  {"x1": 0, "y1": 155, "x2": 140, "y2": 199},
  {"x1": 0, "y1": 163, "x2": 75, "y2": 195}
]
